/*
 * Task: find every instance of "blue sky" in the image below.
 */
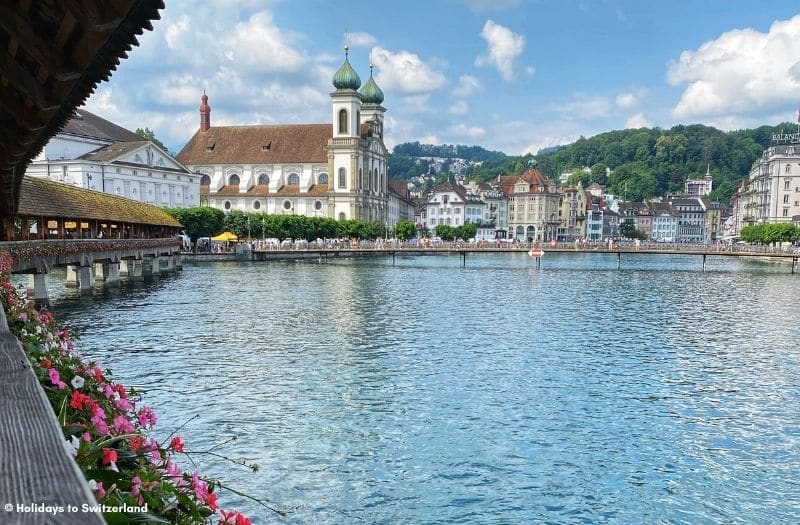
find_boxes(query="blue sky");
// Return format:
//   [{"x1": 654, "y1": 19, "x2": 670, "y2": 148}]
[{"x1": 84, "y1": 0, "x2": 800, "y2": 156}]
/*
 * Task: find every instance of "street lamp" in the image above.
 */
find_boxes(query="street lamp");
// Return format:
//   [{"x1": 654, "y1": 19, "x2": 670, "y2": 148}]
[{"x1": 247, "y1": 217, "x2": 251, "y2": 240}]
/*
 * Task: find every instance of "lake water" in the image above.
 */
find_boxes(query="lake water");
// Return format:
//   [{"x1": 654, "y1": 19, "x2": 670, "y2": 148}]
[{"x1": 45, "y1": 253, "x2": 800, "y2": 524}]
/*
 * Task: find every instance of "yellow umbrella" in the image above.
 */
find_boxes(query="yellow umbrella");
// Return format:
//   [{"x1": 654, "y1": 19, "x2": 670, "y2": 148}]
[{"x1": 211, "y1": 231, "x2": 238, "y2": 242}]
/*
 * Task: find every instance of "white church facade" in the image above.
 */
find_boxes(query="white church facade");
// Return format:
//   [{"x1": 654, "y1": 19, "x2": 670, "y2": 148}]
[
  {"x1": 26, "y1": 109, "x2": 199, "y2": 208},
  {"x1": 176, "y1": 48, "x2": 390, "y2": 223}
]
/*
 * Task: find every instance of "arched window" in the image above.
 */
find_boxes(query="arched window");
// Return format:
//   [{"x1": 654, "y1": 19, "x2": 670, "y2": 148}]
[
  {"x1": 314, "y1": 200, "x2": 323, "y2": 211},
  {"x1": 288, "y1": 173, "x2": 300, "y2": 185},
  {"x1": 282, "y1": 200, "x2": 292, "y2": 211},
  {"x1": 258, "y1": 173, "x2": 269, "y2": 185},
  {"x1": 338, "y1": 109, "x2": 348, "y2": 134},
  {"x1": 229, "y1": 174, "x2": 240, "y2": 186},
  {"x1": 359, "y1": 168, "x2": 363, "y2": 189},
  {"x1": 223, "y1": 200, "x2": 231, "y2": 210},
  {"x1": 374, "y1": 168, "x2": 378, "y2": 191},
  {"x1": 338, "y1": 168, "x2": 346, "y2": 188},
  {"x1": 200, "y1": 174, "x2": 211, "y2": 185},
  {"x1": 338, "y1": 212, "x2": 346, "y2": 220},
  {"x1": 253, "y1": 200, "x2": 262, "y2": 210},
  {"x1": 318, "y1": 173, "x2": 328, "y2": 185}
]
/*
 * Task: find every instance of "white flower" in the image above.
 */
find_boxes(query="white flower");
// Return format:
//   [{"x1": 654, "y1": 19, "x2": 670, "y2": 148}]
[
  {"x1": 87, "y1": 479, "x2": 97, "y2": 490},
  {"x1": 71, "y1": 375, "x2": 85, "y2": 389},
  {"x1": 64, "y1": 435, "x2": 80, "y2": 458}
]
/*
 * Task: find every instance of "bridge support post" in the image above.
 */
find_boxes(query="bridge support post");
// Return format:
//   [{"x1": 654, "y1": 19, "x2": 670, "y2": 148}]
[
  {"x1": 94, "y1": 262, "x2": 108, "y2": 282},
  {"x1": 617, "y1": 252, "x2": 621, "y2": 270},
  {"x1": 65, "y1": 265, "x2": 79, "y2": 288},
  {"x1": 130, "y1": 260, "x2": 143, "y2": 281},
  {"x1": 119, "y1": 260, "x2": 130, "y2": 277},
  {"x1": 142, "y1": 257, "x2": 155, "y2": 277},
  {"x1": 702, "y1": 254, "x2": 707, "y2": 272},
  {"x1": 174, "y1": 254, "x2": 183, "y2": 270},
  {"x1": 164, "y1": 255, "x2": 175, "y2": 272},
  {"x1": 105, "y1": 263, "x2": 120, "y2": 286},
  {"x1": 78, "y1": 266, "x2": 93, "y2": 290},
  {"x1": 27, "y1": 273, "x2": 50, "y2": 307}
]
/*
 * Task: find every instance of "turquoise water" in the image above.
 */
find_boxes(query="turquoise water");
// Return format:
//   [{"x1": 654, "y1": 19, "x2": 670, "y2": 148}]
[{"x1": 47, "y1": 253, "x2": 800, "y2": 524}]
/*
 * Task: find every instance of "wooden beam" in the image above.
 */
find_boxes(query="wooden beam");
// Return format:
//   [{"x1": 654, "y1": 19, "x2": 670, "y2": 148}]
[
  {"x1": 0, "y1": 7, "x2": 84, "y2": 81},
  {"x1": 62, "y1": 0, "x2": 125, "y2": 30},
  {"x1": 0, "y1": 52, "x2": 61, "y2": 111}
]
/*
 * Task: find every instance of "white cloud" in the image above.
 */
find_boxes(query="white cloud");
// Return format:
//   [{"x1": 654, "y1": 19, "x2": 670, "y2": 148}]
[
  {"x1": 164, "y1": 15, "x2": 190, "y2": 50},
  {"x1": 347, "y1": 32, "x2": 378, "y2": 48},
  {"x1": 475, "y1": 20, "x2": 526, "y2": 81},
  {"x1": 625, "y1": 113, "x2": 650, "y2": 129},
  {"x1": 372, "y1": 46, "x2": 447, "y2": 94},
  {"x1": 453, "y1": 75, "x2": 482, "y2": 98},
  {"x1": 223, "y1": 11, "x2": 306, "y2": 72},
  {"x1": 449, "y1": 100, "x2": 469, "y2": 115},
  {"x1": 557, "y1": 96, "x2": 612, "y2": 119},
  {"x1": 447, "y1": 123, "x2": 487, "y2": 141},
  {"x1": 668, "y1": 15, "x2": 800, "y2": 119},
  {"x1": 616, "y1": 88, "x2": 646, "y2": 109}
]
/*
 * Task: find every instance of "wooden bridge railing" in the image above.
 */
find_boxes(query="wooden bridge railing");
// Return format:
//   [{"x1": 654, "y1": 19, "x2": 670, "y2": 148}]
[{"x1": 0, "y1": 308, "x2": 104, "y2": 524}]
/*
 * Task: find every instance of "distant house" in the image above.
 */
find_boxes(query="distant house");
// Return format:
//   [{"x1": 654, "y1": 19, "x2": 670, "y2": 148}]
[
  {"x1": 497, "y1": 170, "x2": 561, "y2": 242},
  {"x1": 650, "y1": 203, "x2": 678, "y2": 242},
  {"x1": 26, "y1": 109, "x2": 198, "y2": 208}
]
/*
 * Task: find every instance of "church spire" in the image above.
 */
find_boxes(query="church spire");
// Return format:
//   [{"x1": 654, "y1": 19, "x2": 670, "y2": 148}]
[{"x1": 199, "y1": 91, "x2": 211, "y2": 132}]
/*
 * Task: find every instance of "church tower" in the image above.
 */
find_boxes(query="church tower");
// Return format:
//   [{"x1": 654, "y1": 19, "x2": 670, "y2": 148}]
[
  {"x1": 359, "y1": 64, "x2": 385, "y2": 139},
  {"x1": 330, "y1": 45, "x2": 362, "y2": 139},
  {"x1": 199, "y1": 91, "x2": 211, "y2": 132}
]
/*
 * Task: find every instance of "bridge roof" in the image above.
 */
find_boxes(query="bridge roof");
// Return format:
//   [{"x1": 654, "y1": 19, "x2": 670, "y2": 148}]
[
  {"x1": 18, "y1": 177, "x2": 181, "y2": 227},
  {"x1": 0, "y1": 1, "x2": 164, "y2": 217}
]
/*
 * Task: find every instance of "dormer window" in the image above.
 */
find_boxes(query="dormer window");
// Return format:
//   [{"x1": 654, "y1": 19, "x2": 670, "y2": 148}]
[{"x1": 261, "y1": 142, "x2": 271, "y2": 151}]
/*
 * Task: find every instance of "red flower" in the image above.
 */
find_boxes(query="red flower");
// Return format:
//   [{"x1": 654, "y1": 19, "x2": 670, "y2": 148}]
[
  {"x1": 112, "y1": 383, "x2": 127, "y2": 399},
  {"x1": 206, "y1": 491, "x2": 218, "y2": 512},
  {"x1": 101, "y1": 448, "x2": 117, "y2": 465},
  {"x1": 129, "y1": 435, "x2": 146, "y2": 453},
  {"x1": 70, "y1": 391, "x2": 90, "y2": 410},
  {"x1": 40, "y1": 358, "x2": 52, "y2": 368},
  {"x1": 219, "y1": 510, "x2": 252, "y2": 525},
  {"x1": 169, "y1": 436, "x2": 185, "y2": 452}
]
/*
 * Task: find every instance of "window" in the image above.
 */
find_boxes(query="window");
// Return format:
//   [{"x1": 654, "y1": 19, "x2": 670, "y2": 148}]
[
  {"x1": 784, "y1": 194, "x2": 790, "y2": 204},
  {"x1": 319, "y1": 173, "x2": 328, "y2": 185},
  {"x1": 283, "y1": 200, "x2": 292, "y2": 210},
  {"x1": 785, "y1": 179, "x2": 791, "y2": 190},
  {"x1": 200, "y1": 174, "x2": 211, "y2": 185},
  {"x1": 288, "y1": 173, "x2": 300, "y2": 185},
  {"x1": 338, "y1": 109, "x2": 348, "y2": 134},
  {"x1": 374, "y1": 168, "x2": 378, "y2": 190},
  {"x1": 223, "y1": 200, "x2": 231, "y2": 210},
  {"x1": 253, "y1": 200, "x2": 261, "y2": 210},
  {"x1": 783, "y1": 208, "x2": 789, "y2": 217},
  {"x1": 443, "y1": 195, "x2": 449, "y2": 204},
  {"x1": 258, "y1": 173, "x2": 269, "y2": 185},
  {"x1": 314, "y1": 200, "x2": 323, "y2": 211},
  {"x1": 229, "y1": 174, "x2": 240, "y2": 186},
  {"x1": 338, "y1": 212, "x2": 346, "y2": 220},
  {"x1": 787, "y1": 165, "x2": 792, "y2": 173},
  {"x1": 338, "y1": 168, "x2": 346, "y2": 188},
  {"x1": 358, "y1": 168, "x2": 363, "y2": 189}
]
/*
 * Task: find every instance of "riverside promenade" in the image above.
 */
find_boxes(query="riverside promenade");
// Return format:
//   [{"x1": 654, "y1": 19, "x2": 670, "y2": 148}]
[{"x1": 184, "y1": 241, "x2": 800, "y2": 273}]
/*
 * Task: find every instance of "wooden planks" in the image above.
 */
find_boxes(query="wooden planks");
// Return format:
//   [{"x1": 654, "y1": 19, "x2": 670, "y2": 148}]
[{"x1": 0, "y1": 309, "x2": 104, "y2": 524}]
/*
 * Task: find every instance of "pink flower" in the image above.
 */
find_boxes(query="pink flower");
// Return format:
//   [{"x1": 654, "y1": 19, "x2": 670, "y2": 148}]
[
  {"x1": 131, "y1": 476, "x2": 144, "y2": 505},
  {"x1": 113, "y1": 414, "x2": 134, "y2": 434},
  {"x1": 164, "y1": 459, "x2": 185, "y2": 486},
  {"x1": 137, "y1": 407, "x2": 157, "y2": 429},
  {"x1": 82, "y1": 432, "x2": 92, "y2": 443},
  {"x1": 115, "y1": 396, "x2": 133, "y2": 411},
  {"x1": 48, "y1": 368, "x2": 67, "y2": 389},
  {"x1": 91, "y1": 410, "x2": 109, "y2": 435},
  {"x1": 88, "y1": 480, "x2": 105, "y2": 499},
  {"x1": 219, "y1": 510, "x2": 252, "y2": 525},
  {"x1": 206, "y1": 491, "x2": 219, "y2": 512},
  {"x1": 169, "y1": 436, "x2": 185, "y2": 452},
  {"x1": 192, "y1": 472, "x2": 209, "y2": 502}
]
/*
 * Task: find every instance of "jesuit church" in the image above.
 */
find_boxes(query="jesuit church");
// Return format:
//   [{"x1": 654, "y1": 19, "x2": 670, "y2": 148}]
[{"x1": 176, "y1": 48, "x2": 393, "y2": 223}]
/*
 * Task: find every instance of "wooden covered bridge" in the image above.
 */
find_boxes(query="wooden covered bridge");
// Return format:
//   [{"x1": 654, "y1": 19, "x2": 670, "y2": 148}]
[{"x1": 0, "y1": 1, "x2": 166, "y2": 523}]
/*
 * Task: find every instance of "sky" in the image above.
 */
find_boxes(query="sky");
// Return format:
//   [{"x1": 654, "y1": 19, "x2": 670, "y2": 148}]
[{"x1": 84, "y1": 0, "x2": 800, "y2": 156}]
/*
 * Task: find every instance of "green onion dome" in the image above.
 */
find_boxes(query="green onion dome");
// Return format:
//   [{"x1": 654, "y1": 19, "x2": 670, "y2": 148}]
[
  {"x1": 359, "y1": 65, "x2": 384, "y2": 104},
  {"x1": 332, "y1": 46, "x2": 361, "y2": 90}
]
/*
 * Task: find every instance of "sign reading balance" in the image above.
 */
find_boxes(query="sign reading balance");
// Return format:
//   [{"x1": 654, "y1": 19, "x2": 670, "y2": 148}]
[{"x1": 771, "y1": 132, "x2": 800, "y2": 144}]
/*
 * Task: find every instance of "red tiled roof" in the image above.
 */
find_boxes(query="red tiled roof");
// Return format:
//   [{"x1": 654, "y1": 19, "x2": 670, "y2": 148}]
[{"x1": 176, "y1": 124, "x2": 331, "y2": 165}]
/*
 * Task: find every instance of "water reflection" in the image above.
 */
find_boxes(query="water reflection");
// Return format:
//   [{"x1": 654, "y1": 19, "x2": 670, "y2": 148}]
[{"x1": 46, "y1": 254, "x2": 800, "y2": 524}]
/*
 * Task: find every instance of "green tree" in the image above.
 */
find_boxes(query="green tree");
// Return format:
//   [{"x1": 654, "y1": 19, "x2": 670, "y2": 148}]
[
  {"x1": 455, "y1": 223, "x2": 478, "y2": 240},
  {"x1": 590, "y1": 163, "x2": 608, "y2": 185},
  {"x1": 135, "y1": 127, "x2": 167, "y2": 151},
  {"x1": 435, "y1": 224, "x2": 456, "y2": 241},
  {"x1": 391, "y1": 220, "x2": 417, "y2": 240},
  {"x1": 164, "y1": 206, "x2": 224, "y2": 241},
  {"x1": 567, "y1": 171, "x2": 591, "y2": 188}
]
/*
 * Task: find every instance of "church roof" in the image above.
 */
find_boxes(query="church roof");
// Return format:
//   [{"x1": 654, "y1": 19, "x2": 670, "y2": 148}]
[
  {"x1": 177, "y1": 124, "x2": 331, "y2": 165},
  {"x1": 61, "y1": 109, "x2": 143, "y2": 142},
  {"x1": 79, "y1": 140, "x2": 151, "y2": 161}
]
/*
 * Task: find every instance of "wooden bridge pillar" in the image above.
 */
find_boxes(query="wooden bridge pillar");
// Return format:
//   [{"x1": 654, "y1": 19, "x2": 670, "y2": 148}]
[
  {"x1": 119, "y1": 259, "x2": 131, "y2": 277},
  {"x1": 164, "y1": 255, "x2": 175, "y2": 272},
  {"x1": 65, "y1": 265, "x2": 79, "y2": 288},
  {"x1": 78, "y1": 266, "x2": 93, "y2": 290},
  {"x1": 26, "y1": 273, "x2": 49, "y2": 307},
  {"x1": 142, "y1": 257, "x2": 155, "y2": 277},
  {"x1": 94, "y1": 262, "x2": 108, "y2": 282},
  {"x1": 105, "y1": 263, "x2": 120, "y2": 286},
  {"x1": 173, "y1": 254, "x2": 183, "y2": 270},
  {"x1": 130, "y1": 260, "x2": 144, "y2": 281}
]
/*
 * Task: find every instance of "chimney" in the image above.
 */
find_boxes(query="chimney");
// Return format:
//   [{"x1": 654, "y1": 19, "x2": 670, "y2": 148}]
[{"x1": 199, "y1": 91, "x2": 211, "y2": 132}]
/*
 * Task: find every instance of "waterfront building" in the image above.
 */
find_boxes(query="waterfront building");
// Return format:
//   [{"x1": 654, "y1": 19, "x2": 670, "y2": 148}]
[
  {"x1": 26, "y1": 109, "x2": 199, "y2": 208},
  {"x1": 702, "y1": 198, "x2": 724, "y2": 243},
  {"x1": 463, "y1": 180, "x2": 509, "y2": 233},
  {"x1": 586, "y1": 201, "x2": 604, "y2": 240},
  {"x1": 423, "y1": 179, "x2": 471, "y2": 230},
  {"x1": 387, "y1": 180, "x2": 416, "y2": 227},
  {"x1": 732, "y1": 139, "x2": 800, "y2": 231},
  {"x1": 618, "y1": 202, "x2": 653, "y2": 239},
  {"x1": 670, "y1": 197, "x2": 706, "y2": 243},
  {"x1": 650, "y1": 202, "x2": 678, "y2": 242},
  {"x1": 557, "y1": 185, "x2": 590, "y2": 240},
  {"x1": 177, "y1": 49, "x2": 389, "y2": 224},
  {"x1": 497, "y1": 170, "x2": 561, "y2": 241},
  {"x1": 602, "y1": 208, "x2": 621, "y2": 239}
]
